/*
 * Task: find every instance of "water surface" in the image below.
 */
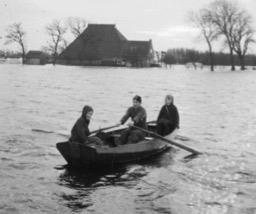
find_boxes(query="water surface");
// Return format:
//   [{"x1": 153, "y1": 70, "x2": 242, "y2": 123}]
[{"x1": 0, "y1": 64, "x2": 256, "y2": 214}]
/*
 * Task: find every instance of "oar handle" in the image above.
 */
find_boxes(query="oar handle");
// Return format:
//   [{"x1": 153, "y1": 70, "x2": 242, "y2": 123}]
[
  {"x1": 90, "y1": 120, "x2": 156, "y2": 135},
  {"x1": 90, "y1": 124, "x2": 120, "y2": 135},
  {"x1": 132, "y1": 125, "x2": 202, "y2": 155}
]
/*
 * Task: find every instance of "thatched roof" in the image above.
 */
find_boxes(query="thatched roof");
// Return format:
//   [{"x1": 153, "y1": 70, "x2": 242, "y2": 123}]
[
  {"x1": 59, "y1": 24, "x2": 127, "y2": 60},
  {"x1": 59, "y1": 24, "x2": 153, "y2": 62}
]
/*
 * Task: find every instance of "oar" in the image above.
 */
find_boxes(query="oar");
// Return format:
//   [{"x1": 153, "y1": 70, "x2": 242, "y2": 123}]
[
  {"x1": 89, "y1": 124, "x2": 120, "y2": 135},
  {"x1": 57, "y1": 124, "x2": 120, "y2": 138},
  {"x1": 144, "y1": 120, "x2": 195, "y2": 142},
  {"x1": 32, "y1": 124, "x2": 120, "y2": 138},
  {"x1": 132, "y1": 125, "x2": 202, "y2": 155}
]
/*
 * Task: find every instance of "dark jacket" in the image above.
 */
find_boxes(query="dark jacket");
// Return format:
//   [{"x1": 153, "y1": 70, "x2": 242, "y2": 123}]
[
  {"x1": 157, "y1": 104, "x2": 179, "y2": 128},
  {"x1": 121, "y1": 106, "x2": 147, "y2": 128},
  {"x1": 69, "y1": 117, "x2": 90, "y2": 143},
  {"x1": 69, "y1": 106, "x2": 93, "y2": 143}
]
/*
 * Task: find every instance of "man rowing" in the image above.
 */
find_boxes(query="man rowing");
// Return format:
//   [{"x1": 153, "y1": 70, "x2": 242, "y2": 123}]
[{"x1": 117, "y1": 95, "x2": 147, "y2": 144}]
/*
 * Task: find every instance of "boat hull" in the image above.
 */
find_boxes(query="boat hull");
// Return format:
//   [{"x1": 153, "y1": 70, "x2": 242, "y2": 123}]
[
  {"x1": 56, "y1": 139, "x2": 171, "y2": 167},
  {"x1": 56, "y1": 125, "x2": 175, "y2": 167}
]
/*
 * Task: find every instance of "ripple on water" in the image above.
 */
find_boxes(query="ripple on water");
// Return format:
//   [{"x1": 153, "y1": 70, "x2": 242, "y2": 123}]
[{"x1": 1, "y1": 65, "x2": 256, "y2": 213}]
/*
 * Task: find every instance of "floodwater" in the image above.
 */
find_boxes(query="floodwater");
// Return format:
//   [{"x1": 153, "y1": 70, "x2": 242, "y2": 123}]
[{"x1": 0, "y1": 64, "x2": 256, "y2": 214}]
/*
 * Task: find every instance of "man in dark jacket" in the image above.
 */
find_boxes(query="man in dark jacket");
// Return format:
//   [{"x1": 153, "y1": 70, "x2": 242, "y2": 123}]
[
  {"x1": 118, "y1": 95, "x2": 147, "y2": 144},
  {"x1": 156, "y1": 94, "x2": 179, "y2": 136},
  {"x1": 70, "y1": 105, "x2": 102, "y2": 146},
  {"x1": 120, "y1": 95, "x2": 147, "y2": 128}
]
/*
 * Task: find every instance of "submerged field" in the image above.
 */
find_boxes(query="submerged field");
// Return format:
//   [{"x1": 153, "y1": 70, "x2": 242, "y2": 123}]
[{"x1": 0, "y1": 64, "x2": 256, "y2": 214}]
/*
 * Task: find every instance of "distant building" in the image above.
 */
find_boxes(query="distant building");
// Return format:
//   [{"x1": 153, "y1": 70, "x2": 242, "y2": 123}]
[
  {"x1": 0, "y1": 58, "x2": 22, "y2": 64},
  {"x1": 25, "y1": 51, "x2": 48, "y2": 65},
  {"x1": 57, "y1": 24, "x2": 155, "y2": 67}
]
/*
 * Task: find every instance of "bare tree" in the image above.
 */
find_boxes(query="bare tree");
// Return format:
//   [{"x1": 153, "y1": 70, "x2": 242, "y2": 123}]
[
  {"x1": 45, "y1": 20, "x2": 67, "y2": 65},
  {"x1": 67, "y1": 17, "x2": 87, "y2": 38},
  {"x1": 5, "y1": 23, "x2": 26, "y2": 63},
  {"x1": 207, "y1": 0, "x2": 240, "y2": 71},
  {"x1": 232, "y1": 10, "x2": 255, "y2": 70},
  {"x1": 190, "y1": 10, "x2": 218, "y2": 71}
]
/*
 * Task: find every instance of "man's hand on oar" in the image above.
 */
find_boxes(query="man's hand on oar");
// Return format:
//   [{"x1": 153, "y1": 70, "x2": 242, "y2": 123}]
[
  {"x1": 131, "y1": 125, "x2": 202, "y2": 156},
  {"x1": 89, "y1": 124, "x2": 121, "y2": 135}
]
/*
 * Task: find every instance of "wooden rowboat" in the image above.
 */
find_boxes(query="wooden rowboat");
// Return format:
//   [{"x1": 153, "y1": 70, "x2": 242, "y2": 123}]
[{"x1": 56, "y1": 125, "x2": 175, "y2": 168}]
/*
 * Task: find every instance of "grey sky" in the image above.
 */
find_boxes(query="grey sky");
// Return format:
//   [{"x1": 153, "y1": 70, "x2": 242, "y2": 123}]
[{"x1": 0, "y1": 0, "x2": 256, "y2": 52}]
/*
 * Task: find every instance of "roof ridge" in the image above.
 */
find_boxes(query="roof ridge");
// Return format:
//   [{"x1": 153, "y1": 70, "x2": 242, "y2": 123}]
[{"x1": 87, "y1": 23, "x2": 116, "y2": 27}]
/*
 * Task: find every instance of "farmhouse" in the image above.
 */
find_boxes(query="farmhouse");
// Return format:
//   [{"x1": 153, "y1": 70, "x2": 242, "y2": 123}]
[
  {"x1": 25, "y1": 51, "x2": 48, "y2": 65},
  {"x1": 57, "y1": 24, "x2": 154, "y2": 67}
]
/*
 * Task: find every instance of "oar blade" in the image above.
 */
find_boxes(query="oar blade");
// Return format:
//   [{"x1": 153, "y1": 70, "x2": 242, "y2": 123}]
[{"x1": 132, "y1": 125, "x2": 202, "y2": 155}]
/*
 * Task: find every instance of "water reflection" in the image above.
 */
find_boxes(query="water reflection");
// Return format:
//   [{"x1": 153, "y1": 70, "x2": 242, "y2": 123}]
[
  {"x1": 57, "y1": 149, "x2": 175, "y2": 212},
  {"x1": 58, "y1": 165, "x2": 128, "y2": 188},
  {"x1": 57, "y1": 165, "x2": 142, "y2": 212},
  {"x1": 57, "y1": 165, "x2": 126, "y2": 211}
]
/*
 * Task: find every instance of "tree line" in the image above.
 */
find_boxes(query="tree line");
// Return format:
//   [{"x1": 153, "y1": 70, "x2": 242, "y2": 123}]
[
  {"x1": 0, "y1": 50, "x2": 23, "y2": 58},
  {"x1": 188, "y1": 0, "x2": 255, "y2": 71},
  {"x1": 161, "y1": 48, "x2": 256, "y2": 68},
  {"x1": 1, "y1": 0, "x2": 255, "y2": 70},
  {"x1": 1, "y1": 17, "x2": 86, "y2": 64}
]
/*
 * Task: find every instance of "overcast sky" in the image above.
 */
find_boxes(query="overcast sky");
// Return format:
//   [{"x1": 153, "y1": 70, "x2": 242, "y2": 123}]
[{"x1": 0, "y1": 0, "x2": 256, "y2": 52}]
